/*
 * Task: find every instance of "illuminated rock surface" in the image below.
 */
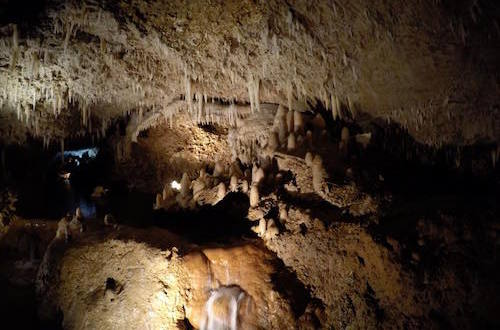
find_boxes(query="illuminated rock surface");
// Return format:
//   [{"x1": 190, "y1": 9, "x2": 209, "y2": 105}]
[{"x1": 0, "y1": 1, "x2": 499, "y2": 329}]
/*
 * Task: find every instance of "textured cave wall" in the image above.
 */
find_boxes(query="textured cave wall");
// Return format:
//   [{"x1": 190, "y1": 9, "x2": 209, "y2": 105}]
[{"x1": 0, "y1": 0, "x2": 499, "y2": 146}]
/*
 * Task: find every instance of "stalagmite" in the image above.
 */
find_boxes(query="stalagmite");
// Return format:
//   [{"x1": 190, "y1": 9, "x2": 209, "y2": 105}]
[
  {"x1": 192, "y1": 179, "x2": 206, "y2": 201},
  {"x1": 230, "y1": 175, "x2": 238, "y2": 192},
  {"x1": 253, "y1": 218, "x2": 267, "y2": 237},
  {"x1": 69, "y1": 212, "x2": 83, "y2": 235},
  {"x1": 312, "y1": 114, "x2": 326, "y2": 129},
  {"x1": 293, "y1": 110, "x2": 303, "y2": 133},
  {"x1": 276, "y1": 104, "x2": 286, "y2": 119},
  {"x1": 252, "y1": 166, "x2": 265, "y2": 185},
  {"x1": 265, "y1": 219, "x2": 279, "y2": 239},
  {"x1": 278, "y1": 116, "x2": 288, "y2": 145},
  {"x1": 252, "y1": 163, "x2": 258, "y2": 181},
  {"x1": 296, "y1": 134, "x2": 304, "y2": 147},
  {"x1": 241, "y1": 180, "x2": 249, "y2": 193},
  {"x1": 154, "y1": 193, "x2": 162, "y2": 209},
  {"x1": 250, "y1": 184, "x2": 259, "y2": 207},
  {"x1": 287, "y1": 132, "x2": 296, "y2": 151},
  {"x1": 312, "y1": 155, "x2": 327, "y2": 193},
  {"x1": 162, "y1": 184, "x2": 173, "y2": 200},
  {"x1": 305, "y1": 152, "x2": 313, "y2": 166},
  {"x1": 213, "y1": 160, "x2": 225, "y2": 177},
  {"x1": 268, "y1": 131, "x2": 279, "y2": 151},
  {"x1": 279, "y1": 208, "x2": 288, "y2": 221},
  {"x1": 180, "y1": 173, "x2": 190, "y2": 197},
  {"x1": 216, "y1": 182, "x2": 226, "y2": 202},
  {"x1": 355, "y1": 133, "x2": 372, "y2": 149},
  {"x1": 56, "y1": 216, "x2": 69, "y2": 241},
  {"x1": 229, "y1": 160, "x2": 243, "y2": 178},
  {"x1": 306, "y1": 130, "x2": 313, "y2": 148},
  {"x1": 341, "y1": 127, "x2": 350, "y2": 142}
]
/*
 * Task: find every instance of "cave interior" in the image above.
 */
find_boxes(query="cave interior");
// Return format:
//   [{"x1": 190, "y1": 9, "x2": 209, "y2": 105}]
[{"x1": 0, "y1": 0, "x2": 499, "y2": 329}]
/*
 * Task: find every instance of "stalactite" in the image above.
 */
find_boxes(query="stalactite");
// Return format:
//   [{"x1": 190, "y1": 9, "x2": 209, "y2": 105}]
[
  {"x1": 254, "y1": 77, "x2": 260, "y2": 112},
  {"x1": 287, "y1": 82, "x2": 293, "y2": 113},
  {"x1": 64, "y1": 21, "x2": 75, "y2": 51},
  {"x1": 331, "y1": 94, "x2": 339, "y2": 120},
  {"x1": 10, "y1": 24, "x2": 18, "y2": 69},
  {"x1": 286, "y1": 110, "x2": 294, "y2": 133},
  {"x1": 196, "y1": 93, "x2": 203, "y2": 123},
  {"x1": 185, "y1": 68, "x2": 192, "y2": 113},
  {"x1": 247, "y1": 74, "x2": 260, "y2": 113},
  {"x1": 347, "y1": 96, "x2": 356, "y2": 119},
  {"x1": 247, "y1": 75, "x2": 254, "y2": 113}
]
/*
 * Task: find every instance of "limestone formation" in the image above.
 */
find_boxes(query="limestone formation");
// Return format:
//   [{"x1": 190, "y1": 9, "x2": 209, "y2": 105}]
[
  {"x1": 265, "y1": 220, "x2": 279, "y2": 240},
  {"x1": 56, "y1": 216, "x2": 70, "y2": 241},
  {"x1": 180, "y1": 173, "x2": 191, "y2": 197},
  {"x1": 241, "y1": 180, "x2": 249, "y2": 194},
  {"x1": 230, "y1": 175, "x2": 238, "y2": 192},
  {"x1": 312, "y1": 155, "x2": 328, "y2": 194},
  {"x1": 154, "y1": 193, "x2": 162, "y2": 209},
  {"x1": 287, "y1": 133, "x2": 296, "y2": 151},
  {"x1": 305, "y1": 152, "x2": 314, "y2": 166},
  {"x1": 216, "y1": 182, "x2": 226, "y2": 202},
  {"x1": 249, "y1": 184, "x2": 259, "y2": 208},
  {"x1": 268, "y1": 131, "x2": 279, "y2": 151},
  {"x1": 103, "y1": 214, "x2": 116, "y2": 226},
  {"x1": 293, "y1": 111, "x2": 304, "y2": 133},
  {"x1": 213, "y1": 161, "x2": 225, "y2": 178},
  {"x1": 286, "y1": 110, "x2": 294, "y2": 133},
  {"x1": 0, "y1": 2, "x2": 498, "y2": 329}
]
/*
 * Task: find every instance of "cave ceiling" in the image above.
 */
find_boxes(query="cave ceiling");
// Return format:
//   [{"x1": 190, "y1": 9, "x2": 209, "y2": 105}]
[{"x1": 0, "y1": 0, "x2": 499, "y2": 146}]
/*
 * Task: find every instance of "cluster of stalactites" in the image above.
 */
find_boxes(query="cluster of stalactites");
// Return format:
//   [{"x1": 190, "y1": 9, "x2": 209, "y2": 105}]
[{"x1": 183, "y1": 68, "x2": 251, "y2": 127}]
